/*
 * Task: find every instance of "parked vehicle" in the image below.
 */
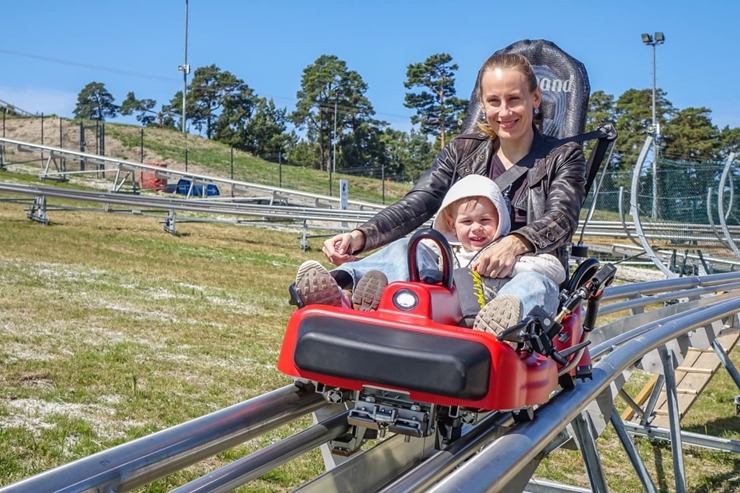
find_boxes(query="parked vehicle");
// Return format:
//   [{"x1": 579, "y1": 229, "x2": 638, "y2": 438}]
[{"x1": 175, "y1": 179, "x2": 219, "y2": 197}]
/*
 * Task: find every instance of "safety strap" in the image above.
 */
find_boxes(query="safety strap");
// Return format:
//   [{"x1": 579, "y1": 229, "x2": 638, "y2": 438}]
[
  {"x1": 493, "y1": 127, "x2": 608, "y2": 195},
  {"x1": 467, "y1": 125, "x2": 615, "y2": 267}
]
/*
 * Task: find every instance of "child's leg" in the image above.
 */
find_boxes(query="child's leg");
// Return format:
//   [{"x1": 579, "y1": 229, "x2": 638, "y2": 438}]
[
  {"x1": 472, "y1": 272, "x2": 559, "y2": 337},
  {"x1": 496, "y1": 271, "x2": 559, "y2": 316},
  {"x1": 334, "y1": 236, "x2": 439, "y2": 288},
  {"x1": 453, "y1": 267, "x2": 508, "y2": 327}
]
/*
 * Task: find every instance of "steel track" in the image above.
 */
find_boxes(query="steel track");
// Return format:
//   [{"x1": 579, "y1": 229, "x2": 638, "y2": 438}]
[
  {"x1": 2, "y1": 273, "x2": 738, "y2": 493},
  {"x1": 1, "y1": 137, "x2": 739, "y2": 491},
  {"x1": 5, "y1": 182, "x2": 740, "y2": 258}
]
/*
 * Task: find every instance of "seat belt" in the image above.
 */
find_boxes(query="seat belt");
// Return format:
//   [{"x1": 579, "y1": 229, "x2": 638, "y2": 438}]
[
  {"x1": 464, "y1": 126, "x2": 612, "y2": 268},
  {"x1": 494, "y1": 128, "x2": 606, "y2": 189},
  {"x1": 492, "y1": 128, "x2": 607, "y2": 209}
]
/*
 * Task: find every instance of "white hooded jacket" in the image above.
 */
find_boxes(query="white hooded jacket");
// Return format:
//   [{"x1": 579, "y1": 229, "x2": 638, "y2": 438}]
[{"x1": 430, "y1": 175, "x2": 566, "y2": 285}]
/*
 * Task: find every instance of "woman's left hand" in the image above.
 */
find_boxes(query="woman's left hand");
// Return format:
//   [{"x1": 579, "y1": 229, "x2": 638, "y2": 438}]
[{"x1": 471, "y1": 235, "x2": 531, "y2": 278}]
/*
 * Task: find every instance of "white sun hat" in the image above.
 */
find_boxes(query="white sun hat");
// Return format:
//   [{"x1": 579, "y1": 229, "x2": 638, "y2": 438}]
[{"x1": 432, "y1": 174, "x2": 511, "y2": 241}]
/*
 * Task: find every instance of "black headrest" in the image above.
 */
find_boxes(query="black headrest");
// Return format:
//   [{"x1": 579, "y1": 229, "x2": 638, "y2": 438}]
[{"x1": 460, "y1": 39, "x2": 590, "y2": 139}]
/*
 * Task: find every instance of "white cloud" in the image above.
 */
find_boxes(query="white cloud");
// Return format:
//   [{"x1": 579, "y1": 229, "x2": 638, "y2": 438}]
[{"x1": 0, "y1": 86, "x2": 76, "y2": 117}]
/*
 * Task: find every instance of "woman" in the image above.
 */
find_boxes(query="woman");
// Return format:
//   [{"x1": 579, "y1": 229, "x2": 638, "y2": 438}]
[{"x1": 296, "y1": 52, "x2": 586, "y2": 333}]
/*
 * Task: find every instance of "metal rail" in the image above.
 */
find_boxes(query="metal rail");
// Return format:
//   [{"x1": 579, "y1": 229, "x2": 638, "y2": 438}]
[
  {"x1": 0, "y1": 137, "x2": 384, "y2": 211},
  {"x1": 428, "y1": 298, "x2": 740, "y2": 493},
  {"x1": 630, "y1": 136, "x2": 675, "y2": 278},
  {"x1": 4, "y1": 273, "x2": 737, "y2": 492},
  {"x1": 0, "y1": 182, "x2": 378, "y2": 224},
  {"x1": 0, "y1": 384, "x2": 325, "y2": 493},
  {"x1": 0, "y1": 100, "x2": 35, "y2": 117},
  {"x1": 717, "y1": 152, "x2": 740, "y2": 260},
  {"x1": 4, "y1": 183, "x2": 739, "y2": 241},
  {"x1": 4, "y1": 183, "x2": 740, "y2": 260},
  {"x1": 628, "y1": 137, "x2": 740, "y2": 275}
]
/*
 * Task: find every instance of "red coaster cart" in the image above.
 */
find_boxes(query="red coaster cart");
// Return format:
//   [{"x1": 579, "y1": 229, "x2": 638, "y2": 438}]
[
  {"x1": 278, "y1": 38, "x2": 618, "y2": 451},
  {"x1": 278, "y1": 228, "x2": 616, "y2": 450}
]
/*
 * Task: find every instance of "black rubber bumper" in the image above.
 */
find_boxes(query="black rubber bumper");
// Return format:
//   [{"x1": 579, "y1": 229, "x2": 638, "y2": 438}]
[{"x1": 294, "y1": 314, "x2": 491, "y2": 400}]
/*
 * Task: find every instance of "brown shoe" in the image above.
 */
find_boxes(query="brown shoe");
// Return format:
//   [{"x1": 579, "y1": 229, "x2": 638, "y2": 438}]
[
  {"x1": 473, "y1": 294, "x2": 522, "y2": 337},
  {"x1": 294, "y1": 260, "x2": 343, "y2": 307},
  {"x1": 352, "y1": 270, "x2": 388, "y2": 311}
]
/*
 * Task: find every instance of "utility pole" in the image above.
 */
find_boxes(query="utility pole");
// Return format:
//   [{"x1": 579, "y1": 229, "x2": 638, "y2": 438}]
[
  {"x1": 641, "y1": 32, "x2": 665, "y2": 218},
  {"x1": 178, "y1": 0, "x2": 190, "y2": 133}
]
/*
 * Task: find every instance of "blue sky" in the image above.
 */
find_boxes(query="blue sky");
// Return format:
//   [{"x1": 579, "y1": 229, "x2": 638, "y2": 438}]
[{"x1": 2, "y1": 0, "x2": 739, "y2": 132}]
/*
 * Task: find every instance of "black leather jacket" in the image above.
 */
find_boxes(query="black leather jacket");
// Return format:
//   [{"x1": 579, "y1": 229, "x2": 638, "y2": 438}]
[{"x1": 356, "y1": 127, "x2": 586, "y2": 271}]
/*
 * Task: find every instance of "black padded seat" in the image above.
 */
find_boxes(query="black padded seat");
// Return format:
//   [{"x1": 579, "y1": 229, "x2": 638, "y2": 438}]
[
  {"x1": 294, "y1": 314, "x2": 491, "y2": 400},
  {"x1": 460, "y1": 39, "x2": 590, "y2": 139}
]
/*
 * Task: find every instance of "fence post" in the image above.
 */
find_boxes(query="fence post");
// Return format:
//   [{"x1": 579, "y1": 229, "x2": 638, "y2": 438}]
[
  {"x1": 381, "y1": 164, "x2": 385, "y2": 205},
  {"x1": 0, "y1": 108, "x2": 5, "y2": 169},
  {"x1": 80, "y1": 120, "x2": 86, "y2": 171},
  {"x1": 100, "y1": 123, "x2": 105, "y2": 155},
  {"x1": 41, "y1": 112, "x2": 45, "y2": 165},
  {"x1": 100, "y1": 123, "x2": 106, "y2": 178}
]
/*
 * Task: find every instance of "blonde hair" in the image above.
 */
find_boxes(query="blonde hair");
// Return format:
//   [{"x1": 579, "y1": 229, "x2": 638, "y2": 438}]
[{"x1": 475, "y1": 52, "x2": 542, "y2": 138}]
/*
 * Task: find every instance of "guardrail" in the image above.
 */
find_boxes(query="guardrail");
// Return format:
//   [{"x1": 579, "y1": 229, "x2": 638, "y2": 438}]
[
  {"x1": 0, "y1": 100, "x2": 35, "y2": 118},
  {"x1": 0, "y1": 137, "x2": 385, "y2": 212},
  {"x1": 4, "y1": 182, "x2": 740, "y2": 261}
]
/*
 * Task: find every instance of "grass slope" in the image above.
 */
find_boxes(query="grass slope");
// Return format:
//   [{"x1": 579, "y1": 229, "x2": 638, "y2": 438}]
[{"x1": 0, "y1": 120, "x2": 738, "y2": 491}]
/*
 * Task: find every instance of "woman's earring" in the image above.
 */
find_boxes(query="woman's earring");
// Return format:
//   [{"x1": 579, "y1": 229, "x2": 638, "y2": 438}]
[{"x1": 533, "y1": 107, "x2": 541, "y2": 116}]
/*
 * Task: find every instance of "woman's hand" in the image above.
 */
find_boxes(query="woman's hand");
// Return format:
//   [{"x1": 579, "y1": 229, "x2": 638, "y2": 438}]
[
  {"x1": 471, "y1": 234, "x2": 532, "y2": 278},
  {"x1": 322, "y1": 230, "x2": 366, "y2": 265}
]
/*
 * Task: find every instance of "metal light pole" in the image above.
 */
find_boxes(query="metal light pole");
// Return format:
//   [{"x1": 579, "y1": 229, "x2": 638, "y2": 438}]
[
  {"x1": 332, "y1": 97, "x2": 338, "y2": 175},
  {"x1": 642, "y1": 32, "x2": 665, "y2": 218},
  {"x1": 178, "y1": 0, "x2": 191, "y2": 133}
]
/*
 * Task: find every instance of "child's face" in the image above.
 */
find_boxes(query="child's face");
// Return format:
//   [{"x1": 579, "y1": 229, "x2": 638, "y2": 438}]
[{"x1": 447, "y1": 197, "x2": 499, "y2": 252}]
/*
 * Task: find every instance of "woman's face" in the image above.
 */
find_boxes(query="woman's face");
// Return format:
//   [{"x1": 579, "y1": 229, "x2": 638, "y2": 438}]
[{"x1": 480, "y1": 67, "x2": 541, "y2": 145}]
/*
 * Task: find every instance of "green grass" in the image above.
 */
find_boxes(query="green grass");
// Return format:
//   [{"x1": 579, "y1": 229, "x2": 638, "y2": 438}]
[
  {"x1": 103, "y1": 123, "x2": 411, "y2": 205},
  {"x1": 0, "y1": 197, "x2": 738, "y2": 491},
  {"x1": 1, "y1": 119, "x2": 739, "y2": 491},
  {"x1": 0, "y1": 198, "x2": 330, "y2": 491}
]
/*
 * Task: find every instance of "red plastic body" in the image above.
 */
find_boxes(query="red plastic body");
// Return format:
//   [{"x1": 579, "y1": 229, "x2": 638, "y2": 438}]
[
  {"x1": 278, "y1": 280, "x2": 561, "y2": 411},
  {"x1": 554, "y1": 307, "x2": 585, "y2": 377}
]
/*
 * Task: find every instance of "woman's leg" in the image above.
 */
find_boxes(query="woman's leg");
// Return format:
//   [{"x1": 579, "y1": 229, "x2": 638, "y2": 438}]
[
  {"x1": 295, "y1": 236, "x2": 440, "y2": 308},
  {"x1": 334, "y1": 236, "x2": 440, "y2": 288}
]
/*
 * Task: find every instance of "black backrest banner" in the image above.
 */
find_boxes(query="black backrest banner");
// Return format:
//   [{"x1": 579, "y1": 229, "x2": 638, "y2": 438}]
[{"x1": 460, "y1": 39, "x2": 590, "y2": 139}]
